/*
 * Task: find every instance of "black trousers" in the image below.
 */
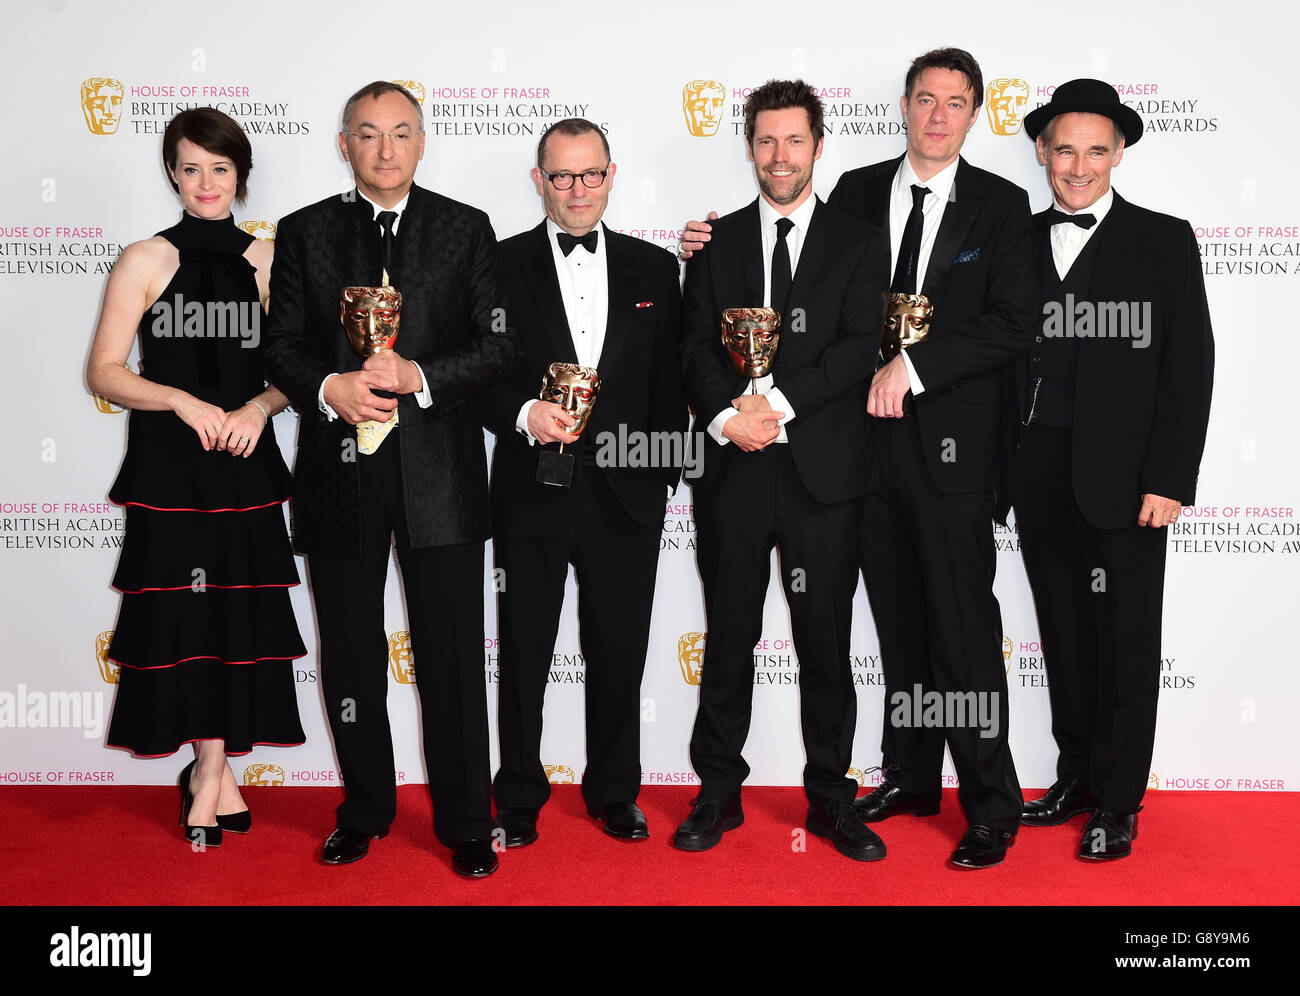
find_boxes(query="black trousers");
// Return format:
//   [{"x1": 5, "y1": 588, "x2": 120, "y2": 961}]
[
  {"x1": 690, "y1": 445, "x2": 859, "y2": 807},
  {"x1": 1015, "y1": 425, "x2": 1167, "y2": 813},
  {"x1": 492, "y1": 467, "x2": 661, "y2": 812},
  {"x1": 307, "y1": 431, "x2": 493, "y2": 846},
  {"x1": 859, "y1": 415, "x2": 1021, "y2": 832}
]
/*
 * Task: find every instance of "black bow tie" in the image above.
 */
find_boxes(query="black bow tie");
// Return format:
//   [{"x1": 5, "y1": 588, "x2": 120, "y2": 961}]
[
  {"x1": 558, "y1": 229, "x2": 598, "y2": 256},
  {"x1": 1046, "y1": 209, "x2": 1097, "y2": 230}
]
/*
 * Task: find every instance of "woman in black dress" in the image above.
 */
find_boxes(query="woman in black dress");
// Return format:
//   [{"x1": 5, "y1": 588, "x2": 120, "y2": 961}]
[{"x1": 88, "y1": 108, "x2": 305, "y2": 847}]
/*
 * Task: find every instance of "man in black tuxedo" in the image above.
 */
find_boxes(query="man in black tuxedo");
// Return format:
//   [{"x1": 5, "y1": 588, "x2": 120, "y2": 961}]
[
  {"x1": 1014, "y1": 80, "x2": 1213, "y2": 859},
  {"x1": 825, "y1": 48, "x2": 1034, "y2": 868},
  {"x1": 265, "y1": 81, "x2": 516, "y2": 876},
  {"x1": 480, "y1": 119, "x2": 687, "y2": 846},
  {"x1": 673, "y1": 80, "x2": 888, "y2": 862}
]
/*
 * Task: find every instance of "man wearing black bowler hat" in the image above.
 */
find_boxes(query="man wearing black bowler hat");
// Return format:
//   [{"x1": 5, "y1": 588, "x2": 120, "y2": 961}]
[{"x1": 1012, "y1": 79, "x2": 1214, "y2": 859}]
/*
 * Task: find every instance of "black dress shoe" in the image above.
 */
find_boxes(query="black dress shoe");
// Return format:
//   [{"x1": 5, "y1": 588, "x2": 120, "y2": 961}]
[
  {"x1": 451, "y1": 838, "x2": 499, "y2": 878},
  {"x1": 1078, "y1": 809, "x2": 1139, "y2": 861},
  {"x1": 806, "y1": 802, "x2": 886, "y2": 862},
  {"x1": 950, "y1": 825, "x2": 1016, "y2": 869},
  {"x1": 178, "y1": 759, "x2": 221, "y2": 848},
  {"x1": 853, "y1": 779, "x2": 941, "y2": 823},
  {"x1": 321, "y1": 827, "x2": 382, "y2": 865},
  {"x1": 672, "y1": 796, "x2": 743, "y2": 851},
  {"x1": 1021, "y1": 779, "x2": 1095, "y2": 827},
  {"x1": 496, "y1": 807, "x2": 539, "y2": 848},
  {"x1": 588, "y1": 801, "x2": 649, "y2": 841}
]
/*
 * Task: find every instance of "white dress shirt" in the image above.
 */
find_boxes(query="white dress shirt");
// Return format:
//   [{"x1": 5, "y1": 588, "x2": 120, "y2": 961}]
[
  {"x1": 888, "y1": 156, "x2": 960, "y2": 397},
  {"x1": 318, "y1": 188, "x2": 433, "y2": 419},
  {"x1": 516, "y1": 220, "x2": 610, "y2": 442},
  {"x1": 1050, "y1": 187, "x2": 1113, "y2": 278},
  {"x1": 706, "y1": 195, "x2": 813, "y2": 445}
]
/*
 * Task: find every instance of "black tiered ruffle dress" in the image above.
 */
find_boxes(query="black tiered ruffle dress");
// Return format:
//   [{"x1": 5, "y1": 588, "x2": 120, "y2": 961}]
[{"x1": 104, "y1": 212, "x2": 306, "y2": 757}]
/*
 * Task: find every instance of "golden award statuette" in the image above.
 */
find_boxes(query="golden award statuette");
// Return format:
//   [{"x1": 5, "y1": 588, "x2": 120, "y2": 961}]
[
  {"x1": 536, "y1": 361, "x2": 601, "y2": 488},
  {"x1": 721, "y1": 306, "x2": 781, "y2": 393},
  {"x1": 880, "y1": 292, "x2": 933, "y2": 363},
  {"x1": 339, "y1": 285, "x2": 403, "y2": 454}
]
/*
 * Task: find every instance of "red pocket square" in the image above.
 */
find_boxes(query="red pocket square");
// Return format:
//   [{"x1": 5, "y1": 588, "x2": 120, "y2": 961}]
[{"x1": 635, "y1": 301, "x2": 654, "y2": 309}]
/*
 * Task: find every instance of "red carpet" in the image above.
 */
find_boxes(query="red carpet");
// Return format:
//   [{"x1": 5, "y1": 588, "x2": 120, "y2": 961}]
[{"x1": 3, "y1": 785, "x2": 1296, "y2": 905}]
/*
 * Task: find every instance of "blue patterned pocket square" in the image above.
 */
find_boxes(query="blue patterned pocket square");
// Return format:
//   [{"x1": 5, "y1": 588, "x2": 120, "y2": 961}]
[{"x1": 953, "y1": 248, "x2": 981, "y2": 263}]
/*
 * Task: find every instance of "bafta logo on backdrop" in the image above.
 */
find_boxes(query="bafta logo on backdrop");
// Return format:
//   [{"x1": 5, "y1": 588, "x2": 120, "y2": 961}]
[
  {"x1": 81, "y1": 77, "x2": 124, "y2": 135},
  {"x1": 847, "y1": 768, "x2": 868, "y2": 787},
  {"x1": 388, "y1": 631, "x2": 414, "y2": 684},
  {"x1": 677, "y1": 631, "x2": 706, "y2": 685},
  {"x1": 1148, "y1": 772, "x2": 1160, "y2": 791},
  {"x1": 682, "y1": 80, "x2": 726, "y2": 137},
  {"x1": 1003, "y1": 635, "x2": 1013, "y2": 675},
  {"x1": 95, "y1": 631, "x2": 119, "y2": 684},
  {"x1": 544, "y1": 764, "x2": 576, "y2": 784},
  {"x1": 237, "y1": 220, "x2": 276, "y2": 241},
  {"x1": 985, "y1": 78, "x2": 1029, "y2": 136},
  {"x1": 243, "y1": 763, "x2": 285, "y2": 786},
  {"x1": 390, "y1": 80, "x2": 426, "y2": 105}
]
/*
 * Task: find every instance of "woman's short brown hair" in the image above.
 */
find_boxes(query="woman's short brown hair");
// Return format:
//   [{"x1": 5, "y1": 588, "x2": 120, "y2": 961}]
[{"x1": 162, "y1": 107, "x2": 253, "y2": 202}]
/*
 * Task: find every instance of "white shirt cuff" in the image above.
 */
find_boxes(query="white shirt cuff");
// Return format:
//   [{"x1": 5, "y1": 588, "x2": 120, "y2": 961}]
[
  {"x1": 516, "y1": 399, "x2": 540, "y2": 445},
  {"x1": 318, "y1": 373, "x2": 341, "y2": 421},
  {"x1": 412, "y1": 361, "x2": 432, "y2": 408},
  {"x1": 901, "y1": 350, "x2": 926, "y2": 397},
  {"x1": 766, "y1": 387, "x2": 796, "y2": 425},
  {"x1": 707, "y1": 407, "x2": 738, "y2": 445}
]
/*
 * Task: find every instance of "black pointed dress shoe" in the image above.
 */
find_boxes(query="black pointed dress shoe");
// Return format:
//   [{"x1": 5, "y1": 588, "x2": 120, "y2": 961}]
[
  {"x1": 321, "y1": 827, "x2": 382, "y2": 865},
  {"x1": 178, "y1": 759, "x2": 221, "y2": 848},
  {"x1": 1021, "y1": 779, "x2": 1095, "y2": 827},
  {"x1": 853, "y1": 779, "x2": 941, "y2": 823},
  {"x1": 217, "y1": 810, "x2": 251, "y2": 834},
  {"x1": 806, "y1": 802, "x2": 887, "y2": 862},
  {"x1": 452, "y1": 838, "x2": 499, "y2": 878},
  {"x1": 1078, "y1": 809, "x2": 1138, "y2": 861},
  {"x1": 672, "y1": 796, "x2": 743, "y2": 851},
  {"x1": 950, "y1": 825, "x2": 1016, "y2": 869},
  {"x1": 496, "y1": 807, "x2": 539, "y2": 848},
  {"x1": 588, "y1": 801, "x2": 649, "y2": 841}
]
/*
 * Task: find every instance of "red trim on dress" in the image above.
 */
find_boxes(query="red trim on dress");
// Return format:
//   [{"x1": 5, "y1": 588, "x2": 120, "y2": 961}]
[
  {"x1": 104, "y1": 737, "x2": 307, "y2": 759},
  {"x1": 112, "y1": 498, "x2": 289, "y2": 513},
  {"x1": 113, "y1": 582, "x2": 299, "y2": 594},
  {"x1": 109, "y1": 651, "x2": 308, "y2": 671}
]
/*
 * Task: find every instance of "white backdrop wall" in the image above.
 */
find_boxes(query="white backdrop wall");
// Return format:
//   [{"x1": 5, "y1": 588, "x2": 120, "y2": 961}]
[{"x1": 1, "y1": 0, "x2": 1294, "y2": 798}]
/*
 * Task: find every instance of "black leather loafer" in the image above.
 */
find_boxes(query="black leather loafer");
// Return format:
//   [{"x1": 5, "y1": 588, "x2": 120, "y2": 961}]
[
  {"x1": 321, "y1": 827, "x2": 382, "y2": 865},
  {"x1": 672, "y1": 796, "x2": 743, "y2": 851},
  {"x1": 1078, "y1": 809, "x2": 1138, "y2": 861},
  {"x1": 496, "y1": 807, "x2": 539, "y2": 848},
  {"x1": 451, "y1": 838, "x2": 499, "y2": 878},
  {"x1": 950, "y1": 825, "x2": 1015, "y2": 869},
  {"x1": 853, "y1": 779, "x2": 941, "y2": 823},
  {"x1": 806, "y1": 801, "x2": 887, "y2": 861},
  {"x1": 1021, "y1": 779, "x2": 1095, "y2": 827},
  {"x1": 588, "y1": 801, "x2": 649, "y2": 841}
]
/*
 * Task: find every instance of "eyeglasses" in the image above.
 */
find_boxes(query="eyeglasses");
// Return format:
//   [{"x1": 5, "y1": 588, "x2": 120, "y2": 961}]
[
  {"x1": 345, "y1": 130, "x2": 420, "y2": 146},
  {"x1": 540, "y1": 167, "x2": 610, "y2": 190}
]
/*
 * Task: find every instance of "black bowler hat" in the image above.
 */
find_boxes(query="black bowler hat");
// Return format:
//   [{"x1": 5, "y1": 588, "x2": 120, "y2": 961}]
[{"x1": 1023, "y1": 78, "x2": 1143, "y2": 146}]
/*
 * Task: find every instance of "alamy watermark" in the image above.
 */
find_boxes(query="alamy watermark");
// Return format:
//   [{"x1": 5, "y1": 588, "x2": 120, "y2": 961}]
[
  {"x1": 150, "y1": 295, "x2": 261, "y2": 349},
  {"x1": 593, "y1": 427, "x2": 704, "y2": 480},
  {"x1": 889, "y1": 684, "x2": 1001, "y2": 739},
  {"x1": 0, "y1": 685, "x2": 104, "y2": 738},
  {"x1": 1043, "y1": 293, "x2": 1151, "y2": 349}
]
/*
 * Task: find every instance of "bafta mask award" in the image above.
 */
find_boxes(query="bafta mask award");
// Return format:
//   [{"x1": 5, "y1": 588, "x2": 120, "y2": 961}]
[
  {"x1": 880, "y1": 292, "x2": 933, "y2": 363},
  {"x1": 535, "y1": 361, "x2": 601, "y2": 488},
  {"x1": 339, "y1": 284, "x2": 403, "y2": 454},
  {"x1": 721, "y1": 307, "x2": 781, "y2": 392}
]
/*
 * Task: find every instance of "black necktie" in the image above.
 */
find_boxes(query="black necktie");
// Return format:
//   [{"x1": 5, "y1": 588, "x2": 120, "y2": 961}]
[
  {"x1": 376, "y1": 210, "x2": 397, "y2": 285},
  {"x1": 558, "y1": 229, "x2": 599, "y2": 256},
  {"x1": 891, "y1": 184, "x2": 930, "y2": 294},
  {"x1": 1045, "y1": 208, "x2": 1097, "y2": 230},
  {"x1": 771, "y1": 217, "x2": 794, "y2": 317}
]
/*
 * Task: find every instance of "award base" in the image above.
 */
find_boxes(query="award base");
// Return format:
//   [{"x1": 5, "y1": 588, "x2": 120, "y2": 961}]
[{"x1": 536, "y1": 449, "x2": 576, "y2": 488}]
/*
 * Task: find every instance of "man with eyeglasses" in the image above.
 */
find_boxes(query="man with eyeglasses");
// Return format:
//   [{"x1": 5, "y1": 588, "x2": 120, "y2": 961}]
[
  {"x1": 265, "y1": 81, "x2": 517, "y2": 877},
  {"x1": 481, "y1": 118, "x2": 687, "y2": 848}
]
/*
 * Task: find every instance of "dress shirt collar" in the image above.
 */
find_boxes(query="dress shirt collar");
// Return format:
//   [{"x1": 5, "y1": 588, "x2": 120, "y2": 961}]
[
  {"x1": 895, "y1": 155, "x2": 959, "y2": 206},
  {"x1": 758, "y1": 191, "x2": 816, "y2": 237},
  {"x1": 1054, "y1": 185, "x2": 1114, "y2": 225}
]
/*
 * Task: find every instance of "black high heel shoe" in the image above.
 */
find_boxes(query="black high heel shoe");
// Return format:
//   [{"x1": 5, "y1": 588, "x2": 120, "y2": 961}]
[
  {"x1": 217, "y1": 810, "x2": 251, "y2": 834},
  {"x1": 178, "y1": 759, "x2": 222, "y2": 847}
]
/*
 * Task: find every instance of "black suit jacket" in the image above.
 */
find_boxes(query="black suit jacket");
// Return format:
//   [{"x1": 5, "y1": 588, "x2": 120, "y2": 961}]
[
  {"x1": 680, "y1": 197, "x2": 885, "y2": 505},
  {"x1": 481, "y1": 222, "x2": 688, "y2": 538},
  {"x1": 1014, "y1": 192, "x2": 1214, "y2": 530},
  {"x1": 829, "y1": 155, "x2": 1035, "y2": 495},
  {"x1": 265, "y1": 184, "x2": 517, "y2": 555}
]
